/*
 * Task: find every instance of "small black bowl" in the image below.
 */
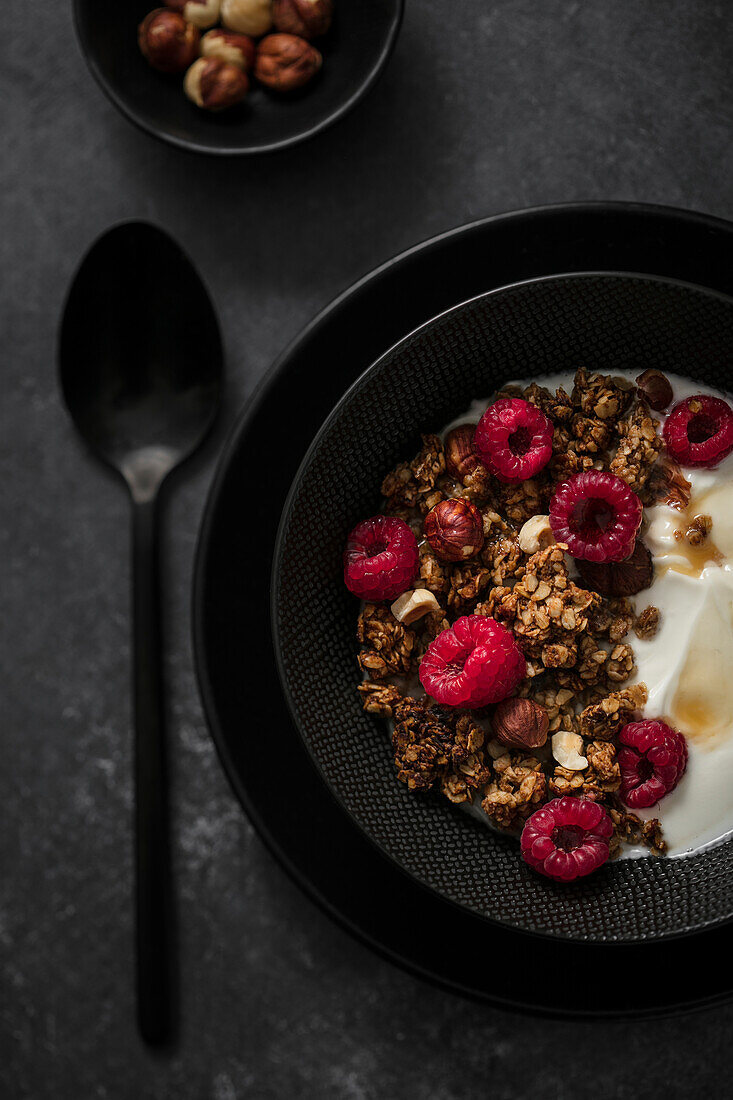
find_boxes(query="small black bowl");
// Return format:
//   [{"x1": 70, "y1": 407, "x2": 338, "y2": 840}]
[
  {"x1": 273, "y1": 272, "x2": 733, "y2": 943},
  {"x1": 74, "y1": 0, "x2": 403, "y2": 155}
]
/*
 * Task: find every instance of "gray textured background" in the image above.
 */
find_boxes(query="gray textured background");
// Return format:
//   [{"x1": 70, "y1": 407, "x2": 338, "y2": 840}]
[{"x1": 3, "y1": 2, "x2": 733, "y2": 1097}]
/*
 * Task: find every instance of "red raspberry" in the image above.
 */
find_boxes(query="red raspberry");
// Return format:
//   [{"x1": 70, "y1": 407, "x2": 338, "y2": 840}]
[
  {"x1": 549, "y1": 470, "x2": 642, "y2": 563},
  {"x1": 473, "y1": 398, "x2": 553, "y2": 483},
  {"x1": 343, "y1": 515, "x2": 418, "y2": 601},
  {"x1": 663, "y1": 394, "x2": 733, "y2": 468},
  {"x1": 419, "y1": 615, "x2": 526, "y2": 709},
  {"x1": 618, "y1": 720, "x2": 688, "y2": 809},
  {"x1": 520, "y1": 797, "x2": 613, "y2": 882}
]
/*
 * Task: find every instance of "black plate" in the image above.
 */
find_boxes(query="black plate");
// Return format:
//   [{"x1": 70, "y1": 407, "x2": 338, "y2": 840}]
[
  {"x1": 74, "y1": 0, "x2": 403, "y2": 156},
  {"x1": 194, "y1": 203, "x2": 733, "y2": 1014},
  {"x1": 273, "y1": 271, "x2": 733, "y2": 943}
]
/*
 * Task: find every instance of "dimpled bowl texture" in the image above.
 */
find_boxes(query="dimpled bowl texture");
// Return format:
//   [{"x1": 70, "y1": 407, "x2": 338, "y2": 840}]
[
  {"x1": 273, "y1": 273, "x2": 733, "y2": 942},
  {"x1": 74, "y1": 0, "x2": 403, "y2": 155}
]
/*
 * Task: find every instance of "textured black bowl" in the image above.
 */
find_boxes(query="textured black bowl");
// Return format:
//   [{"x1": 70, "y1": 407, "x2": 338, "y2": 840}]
[
  {"x1": 273, "y1": 272, "x2": 733, "y2": 943},
  {"x1": 74, "y1": 0, "x2": 403, "y2": 155}
]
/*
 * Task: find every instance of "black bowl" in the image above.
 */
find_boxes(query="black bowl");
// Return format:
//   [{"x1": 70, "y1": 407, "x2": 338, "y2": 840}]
[
  {"x1": 273, "y1": 272, "x2": 733, "y2": 943},
  {"x1": 74, "y1": 0, "x2": 403, "y2": 155}
]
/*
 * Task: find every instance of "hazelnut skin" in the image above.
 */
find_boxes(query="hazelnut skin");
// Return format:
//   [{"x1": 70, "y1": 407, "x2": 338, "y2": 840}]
[
  {"x1": 201, "y1": 29, "x2": 256, "y2": 70},
  {"x1": 221, "y1": 0, "x2": 274, "y2": 36},
  {"x1": 165, "y1": 0, "x2": 222, "y2": 29},
  {"x1": 138, "y1": 10, "x2": 201, "y2": 73},
  {"x1": 255, "y1": 33, "x2": 322, "y2": 90},
  {"x1": 273, "y1": 0, "x2": 333, "y2": 39},
  {"x1": 444, "y1": 424, "x2": 482, "y2": 482},
  {"x1": 636, "y1": 368, "x2": 673, "y2": 411},
  {"x1": 423, "y1": 498, "x2": 484, "y2": 563},
  {"x1": 184, "y1": 56, "x2": 250, "y2": 110},
  {"x1": 493, "y1": 698, "x2": 549, "y2": 750},
  {"x1": 575, "y1": 539, "x2": 654, "y2": 597}
]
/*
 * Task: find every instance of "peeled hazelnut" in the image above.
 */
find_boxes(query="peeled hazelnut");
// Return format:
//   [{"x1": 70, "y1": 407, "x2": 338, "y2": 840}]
[
  {"x1": 444, "y1": 424, "x2": 481, "y2": 483},
  {"x1": 552, "y1": 731, "x2": 587, "y2": 771},
  {"x1": 273, "y1": 0, "x2": 333, "y2": 38},
  {"x1": 390, "y1": 588, "x2": 441, "y2": 626},
  {"x1": 184, "y1": 56, "x2": 249, "y2": 110},
  {"x1": 201, "y1": 28, "x2": 256, "y2": 69},
  {"x1": 636, "y1": 368, "x2": 673, "y2": 411},
  {"x1": 486, "y1": 738, "x2": 508, "y2": 760},
  {"x1": 518, "y1": 514, "x2": 555, "y2": 555},
  {"x1": 221, "y1": 0, "x2": 274, "y2": 36},
  {"x1": 165, "y1": 0, "x2": 222, "y2": 29},
  {"x1": 254, "y1": 33, "x2": 322, "y2": 90},
  {"x1": 493, "y1": 698, "x2": 549, "y2": 750},
  {"x1": 423, "y1": 498, "x2": 484, "y2": 563},
  {"x1": 576, "y1": 539, "x2": 653, "y2": 597},
  {"x1": 138, "y1": 10, "x2": 201, "y2": 73}
]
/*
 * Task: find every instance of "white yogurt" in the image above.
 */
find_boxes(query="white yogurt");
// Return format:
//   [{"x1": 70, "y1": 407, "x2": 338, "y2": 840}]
[
  {"x1": 450, "y1": 370, "x2": 733, "y2": 858},
  {"x1": 634, "y1": 450, "x2": 733, "y2": 856}
]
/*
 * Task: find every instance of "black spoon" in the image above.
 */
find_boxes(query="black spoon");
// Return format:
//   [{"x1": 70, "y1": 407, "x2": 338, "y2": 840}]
[{"x1": 58, "y1": 222, "x2": 222, "y2": 1045}]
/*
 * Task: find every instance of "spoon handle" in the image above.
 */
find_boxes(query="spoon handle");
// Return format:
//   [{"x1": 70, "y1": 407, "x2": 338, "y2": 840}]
[{"x1": 132, "y1": 495, "x2": 171, "y2": 1045}]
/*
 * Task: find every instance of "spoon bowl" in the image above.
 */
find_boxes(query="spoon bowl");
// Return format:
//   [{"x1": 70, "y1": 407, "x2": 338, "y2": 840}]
[{"x1": 60, "y1": 221, "x2": 221, "y2": 497}]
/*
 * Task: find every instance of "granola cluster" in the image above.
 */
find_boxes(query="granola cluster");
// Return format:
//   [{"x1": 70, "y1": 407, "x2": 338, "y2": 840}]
[
  {"x1": 482, "y1": 751, "x2": 547, "y2": 830},
  {"x1": 356, "y1": 603, "x2": 415, "y2": 680},
  {"x1": 391, "y1": 697, "x2": 491, "y2": 804},
  {"x1": 381, "y1": 433, "x2": 447, "y2": 521},
  {"x1": 356, "y1": 368, "x2": 670, "y2": 859},
  {"x1": 486, "y1": 545, "x2": 601, "y2": 676}
]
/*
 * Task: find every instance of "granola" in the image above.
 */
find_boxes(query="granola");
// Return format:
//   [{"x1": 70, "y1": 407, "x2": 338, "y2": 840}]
[
  {"x1": 571, "y1": 368, "x2": 634, "y2": 425},
  {"x1": 391, "y1": 698, "x2": 491, "y2": 803},
  {"x1": 610, "y1": 809, "x2": 667, "y2": 857},
  {"x1": 482, "y1": 752, "x2": 547, "y2": 830},
  {"x1": 633, "y1": 605, "x2": 660, "y2": 641},
  {"x1": 446, "y1": 560, "x2": 493, "y2": 613},
  {"x1": 490, "y1": 546, "x2": 600, "y2": 678},
  {"x1": 609, "y1": 401, "x2": 663, "y2": 493},
  {"x1": 357, "y1": 603, "x2": 415, "y2": 681},
  {"x1": 578, "y1": 684, "x2": 648, "y2": 741},
  {"x1": 357, "y1": 681, "x2": 403, "y2": 717}
]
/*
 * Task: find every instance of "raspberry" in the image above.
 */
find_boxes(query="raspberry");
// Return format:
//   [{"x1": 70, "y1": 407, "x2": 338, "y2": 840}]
[
  {"x1": 419, "y1": 615, "x2": 526, "y2": 709},
  {"x1": 343, "y1": 515, "x2": 418, "y2": 601},
  {"x1": 473, "y1": 398, "x2": 553, "y2": 483},
  {"x1": 520, "y1": 797, "x2": 613, "y2": 882},
  {"x1": 618, "y1": 720, "x2": 688, "y2": 809},
  {"x1": 549, "y1": 470, "x2": 642, "y2": 563},
  {"x1": 663, "y1": 394, "x2": 733, "y2": 468}
]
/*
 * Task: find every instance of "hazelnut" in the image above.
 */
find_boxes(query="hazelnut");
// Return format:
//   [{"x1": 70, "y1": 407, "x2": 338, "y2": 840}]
[
  {"x1": 493, "y1": 698, "x2": 549, "y2": 750},
  {"x1": 575, "y1": 539, "x2": 653, "y2": 597},
  {"x1": 444, "y1": 424, "x2": 481, "y2": 483},
  {"x1": 184, "y1": 56, "x2": 250, "y2": 110},
  {"x1": 486, "y1": 738, "x2": 509, "y2": 760},
  {"x1": 138, "y1": 10, "x2": 200, "y2": 73},
  {"x1": 423, "y1": 498, "x2": 484, "y2": 563},
  {"x1": 221, "y1": 0, "x2": 274, "y2": 36},
  {"x1": 518, "y1": 514, "x2": 555, "y2": 555},
  {"x1": 390, "y1": 589, "x2": 441, "y2": 626},
  {"x1": 254, "y1": 33, "x2": 322, "y2": 90},
  {"x1": 635, "y1": 368, "x2": 674, "y2": 411},
  {"x1": 165, "y1": 0, "x2": 222, "y2": 29},
  {"x1": 201, "y1": 28, "x2": 256, "y2": 70},
  {"x1": 273, "y1": 0, "x2": 333, "y2": 39},
  {"x1": 552, "y1": 731, "x2": 587, "y2": 771}
]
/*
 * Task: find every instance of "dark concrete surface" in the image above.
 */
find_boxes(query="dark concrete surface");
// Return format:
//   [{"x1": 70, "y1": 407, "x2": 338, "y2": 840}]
[{"x1": 3, "y1": 1, "x2": 733, "y2": 1097}]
